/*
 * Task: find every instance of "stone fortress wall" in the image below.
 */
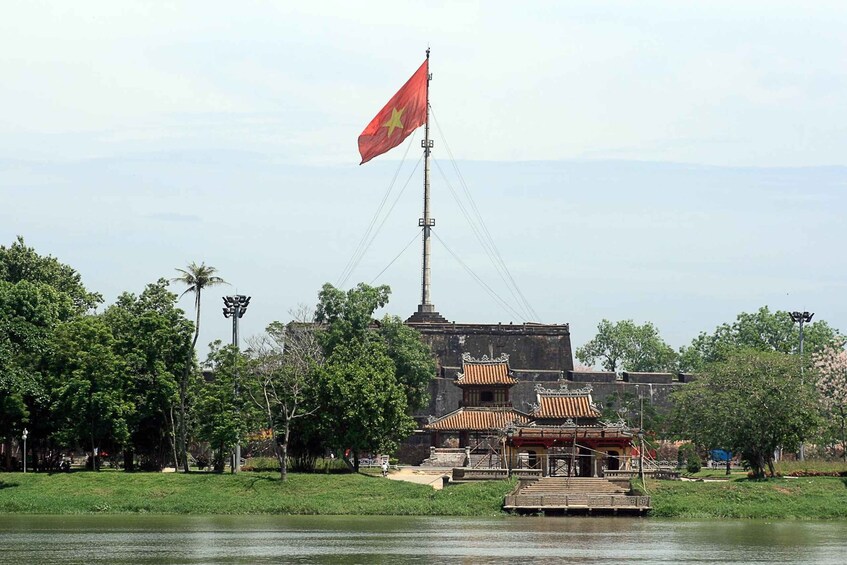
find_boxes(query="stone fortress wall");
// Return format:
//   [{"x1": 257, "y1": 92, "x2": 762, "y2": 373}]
[{"x1": 408, "y1": 321, "x2": 693, "y2": 423}]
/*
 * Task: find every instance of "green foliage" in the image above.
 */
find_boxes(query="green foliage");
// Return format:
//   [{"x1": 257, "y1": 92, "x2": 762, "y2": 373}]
[
  {"x1": 599, "y1": 390, "x2": 664, "y2": 435},
  {"x1": 49, "y1": 316, "x2": 132, "y2": 464},
  {"x1": 576, "y1": 319, "x2": 677, "y2": 372},
  {"x1": 0, "y1": 236, "x2": 102, "y2": 314},
  {"x1": 315, "y1": 282, "x2": 390, "y2": 352},
  {"x1": 311, "y1": 283, "x2": 431, "y2": 467},
  {"x1": 103, "y1": 279, "x2": 194, "y2": 468},
  {"x1": 685, "y1": 453, "x2": 702, "y2": 474},
  {"x1": 670, "y1": 349, "x2": 820, "y2": 478},
  {"x1": 679, "y1": 306, "x2": 842, "y2": 373},
  {"x1": 171, "y1": 262, "x2": 227, "y2": 349},
  {"x1": 242, "y1": 456, "x2": 349, "y2": 474},
  {"x1": 196, "y1": 342, "x2": 254, "y2": 471},
  {"x1": 0, "y1": 238, "x2": 102, "y2": 448},
  {"x1": 677, "y1": 443, "x2": 699, "y2": 470},
  {"x1": 377, "y1": 315, "x2": 436, "y2": 412},
  {"x1": 314, "y1": 338, "x2": 414, "y2": 458}
]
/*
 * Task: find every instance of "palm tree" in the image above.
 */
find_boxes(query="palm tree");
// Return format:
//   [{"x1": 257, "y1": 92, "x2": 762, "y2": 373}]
[
  {"x1": 172, "y1": 262, "x2": 227, "y2": 472},
  {"x1": 174, "y1": 262, "x2": 228, "y2": 350}
]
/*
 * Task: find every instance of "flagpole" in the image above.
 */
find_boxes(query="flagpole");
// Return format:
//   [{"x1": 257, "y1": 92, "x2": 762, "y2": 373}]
[
  {"x1": 420, "y1": 47, "x2": 435, "y2": 313},
  {"x1": 405, "y1": 49, "x2": 447, "y2": 324}
]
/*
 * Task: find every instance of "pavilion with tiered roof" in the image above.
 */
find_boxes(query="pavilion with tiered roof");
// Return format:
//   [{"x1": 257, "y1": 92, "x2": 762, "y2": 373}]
[
  {"x1": 504, "y1": 383, "x2": 636, "y2": 477},
  {"x1": 425, "y1": 353, "x2": 530, "y2": 449},
  {"x1": 425, "y1": 354, "x2": 637, "y2": 478}
]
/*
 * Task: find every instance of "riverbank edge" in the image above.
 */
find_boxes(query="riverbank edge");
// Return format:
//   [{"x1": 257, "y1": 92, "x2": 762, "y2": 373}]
[{"x1": 2, "y1": 472, "x2": 847, "y2": 519}]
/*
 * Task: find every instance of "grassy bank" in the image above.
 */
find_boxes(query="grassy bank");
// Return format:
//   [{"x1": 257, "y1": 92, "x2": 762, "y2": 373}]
[
  {"x1": 642, "y1": 475, "x2": 847, "y2": 519},
  {"x1": 4, "y1": 468, "x2": 847, "y2": 519},
  {"x1": 0, "y1": 471, "x2": 514, "y2": 516}
]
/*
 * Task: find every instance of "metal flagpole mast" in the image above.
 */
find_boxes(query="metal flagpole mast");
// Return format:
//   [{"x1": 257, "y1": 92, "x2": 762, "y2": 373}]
[{"x1": 419, "y1": 47, "x2": 435, "y2": 312}]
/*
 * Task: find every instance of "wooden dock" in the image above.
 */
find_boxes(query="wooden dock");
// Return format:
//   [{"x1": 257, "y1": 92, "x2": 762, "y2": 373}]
[{"x1": 503, "y1": 477, "x2": 651, "y2": 515}]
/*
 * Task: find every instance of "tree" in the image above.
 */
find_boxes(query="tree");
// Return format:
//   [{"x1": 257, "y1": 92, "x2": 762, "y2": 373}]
[
  {"x1": 377, "y1": 315, "x2": 436, "y2": 412},
  {"x1": 49, "y1": 316, "x2": 132, "y2": 470},
  {"x1": 0, "y1": 236, "x2": 102, "y2": 314},
  {"x1": 679, "y1": 306, "x2": 841, "y2": 373},
  {"x1": 315, "y1": 282, "x2": 390, "y2": 352},
  {"x1": 0, "y1": 237, "x2": 102, "y2": 470},
  {"x1": 813, "y1": 344, "x2": 847, "y2": 461},
  {"x1": 103, "y1": 279, "x2": 194, "y2": 470},
  {"x1": 599, "y1": 390, "x2": 664, "y2": 436},
  {"x1": 314, "y1": 338, "x2": 414, "y2": 470},
  {"x1": 576, "y1": 319, "x2": 678, "y2": 372},
  {"x1": 246, "y1": 316, "x2": 322, "y2": 481},
  {"x1": 172, "y1": 261, "x2": 227, "y2": 472},
  {"x1": 670, "y1": 349, "x2": 819, "y2": 478},
  {"x1": 196, "y1": 342, "x2": 251, "y2": 473},
  {"x1": 313, "y1": 283, "x2": 424, "y2": 470}
]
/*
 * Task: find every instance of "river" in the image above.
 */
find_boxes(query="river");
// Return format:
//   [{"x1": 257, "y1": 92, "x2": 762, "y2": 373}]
[{"x1": 1, "y1": 515, "x2": 846, "y2": 564}]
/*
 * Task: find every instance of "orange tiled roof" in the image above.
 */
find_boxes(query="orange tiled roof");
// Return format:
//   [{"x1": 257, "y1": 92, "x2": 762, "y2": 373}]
[
  {"x1": 510, "y1": 425, "x2": 633, "y2": 441},
  {"x1": 425, "y1": 407, "x2": 530, "y2": 431},
  {"x1": 456, "y1": 355, "x2": 517, "y2": 386},
  {"x1": 534, "y1": 395, "x2": 600, "y2": 419}
]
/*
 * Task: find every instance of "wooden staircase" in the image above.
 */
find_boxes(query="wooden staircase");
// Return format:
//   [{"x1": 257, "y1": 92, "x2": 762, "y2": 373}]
[
  {"x1": 518, "y1": 477, "x2": 629, "y2": 496},
  {"x1": 504, "y1": 477, "x2": 651, "y2": 515}
]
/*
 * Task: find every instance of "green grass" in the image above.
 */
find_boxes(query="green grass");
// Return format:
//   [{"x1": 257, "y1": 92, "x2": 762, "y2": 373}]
[
  {"x1": 647, "y1": 475, "x2": 847, "y2": 519},
  {"x1": 775, "y1": 460, "x2": 847, "y2": 475},
  {"x1": 5, "y1": 467, "x2": 847, "y2": 519},
  {"x1": 0, "y1": 471, "x2": 515, "y2": 516}
]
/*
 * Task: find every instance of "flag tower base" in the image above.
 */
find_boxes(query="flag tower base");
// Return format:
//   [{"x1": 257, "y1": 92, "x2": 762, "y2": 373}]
[{"x1": 405, "y1": 304, "x2": 449, "y2": 324}]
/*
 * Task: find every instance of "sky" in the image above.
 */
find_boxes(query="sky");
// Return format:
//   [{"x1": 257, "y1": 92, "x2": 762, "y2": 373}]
[{"x1": 2, "y1": 1, "x2": 846, "y2": 359}]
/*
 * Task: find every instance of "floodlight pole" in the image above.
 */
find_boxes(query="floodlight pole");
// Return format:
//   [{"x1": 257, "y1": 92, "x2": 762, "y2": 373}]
[
  {"x1": 789, "y1": 310, "x2": 813, "y2": 461},
  {"x1": 223, "y1": 295, "x2": 251, "y2": 473}
]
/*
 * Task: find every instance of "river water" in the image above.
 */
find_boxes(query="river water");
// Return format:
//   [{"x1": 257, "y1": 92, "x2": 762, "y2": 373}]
[{"x1": 1, "y1": 515, "x2": 846, "y2": 564}]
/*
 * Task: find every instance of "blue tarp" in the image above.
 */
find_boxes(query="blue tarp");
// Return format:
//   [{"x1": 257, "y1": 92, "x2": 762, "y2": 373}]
[{"x1": 710, "y1": 449, "x2": 732, "y2": 462}]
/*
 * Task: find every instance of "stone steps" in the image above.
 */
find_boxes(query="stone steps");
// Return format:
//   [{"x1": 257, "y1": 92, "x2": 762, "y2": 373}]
[{"x1": 518, "y1": 477, "x2": 628, "y2": 496}]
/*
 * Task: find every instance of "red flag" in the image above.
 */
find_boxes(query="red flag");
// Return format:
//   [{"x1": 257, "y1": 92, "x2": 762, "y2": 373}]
[{"x1": 358, "y1": 60, "x2": 428, "y2": 165}]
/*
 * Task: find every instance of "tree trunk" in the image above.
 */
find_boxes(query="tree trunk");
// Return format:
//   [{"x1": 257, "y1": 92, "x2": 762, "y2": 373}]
[
  {"x1": 123, "y1": 449, "x2": 135, "y2": 472},
  {"x1": 183, "y1": 297, "x2": 200, "y2": 474},
  {"x1": 766, "y1": 456, "x2": 776, "y2": 478},
  {"x1": 166, "y1": 406, "x2": 179, "y2": 471},
  {"x1": 179, "y1": 371, "x2": 190, "y2": 473},
  {"x1": 340, "y1": 452, "x2": 356, "y2": 472},
  {"x1": 274, "y1": 425, "x2": 288, "y2": 482},
  {"x1": 725, "y1": 457, "x2": 731, "y2": 476},
  {"x1": 751, "y1": 452, "x2": 766, "y2": 479},
  {"x1": 214, "y1": 441, "x2": 225, "y2": 473}
]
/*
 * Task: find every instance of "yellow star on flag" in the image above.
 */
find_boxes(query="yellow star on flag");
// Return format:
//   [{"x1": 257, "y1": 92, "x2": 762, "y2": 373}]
[{"x1": 383, "y1": 107, "x2": 406, "y2": 137}]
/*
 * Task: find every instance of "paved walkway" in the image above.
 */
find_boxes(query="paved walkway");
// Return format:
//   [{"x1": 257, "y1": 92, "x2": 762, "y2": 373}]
[{"x1": 385, "y1": 466, "x2": 451, "y2": 490}]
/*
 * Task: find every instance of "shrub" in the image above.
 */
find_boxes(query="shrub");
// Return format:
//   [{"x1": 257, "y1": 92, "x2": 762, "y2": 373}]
[
  {"x1": 686, "y1": 454, "x2": 702, "y2": 474},
  {"x1": 678, "y1": 443, "x2": 702, "y2": 474}
]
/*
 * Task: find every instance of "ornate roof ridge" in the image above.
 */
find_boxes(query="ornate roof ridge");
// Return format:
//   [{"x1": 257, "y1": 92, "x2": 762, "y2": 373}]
[
  {"x1": 534, "y1": 383, "x2": 593, "y2": 396},
  {"x1": 461, "y1": 352, "x2": 510, "y2": 365},
  {"x1": 461, "y1": 406, "x2": 524, "y2": 412}
]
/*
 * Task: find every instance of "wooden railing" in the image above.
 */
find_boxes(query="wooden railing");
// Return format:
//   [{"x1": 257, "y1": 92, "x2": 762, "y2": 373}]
[{"x1": 504, "y1": 493, "x2": 651, "y2": 509}]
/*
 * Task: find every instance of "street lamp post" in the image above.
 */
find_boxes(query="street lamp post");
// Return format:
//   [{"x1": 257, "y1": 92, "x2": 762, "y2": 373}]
[
  {"x1": 790, "y1": 310, "x2": 814, "y2": 461},
  {"x1": 21, "y1": 428, "x2": 28, "y2": 473},
  {"x1": 222, "y1": 295, "x2": 250, "y2": 474}
]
